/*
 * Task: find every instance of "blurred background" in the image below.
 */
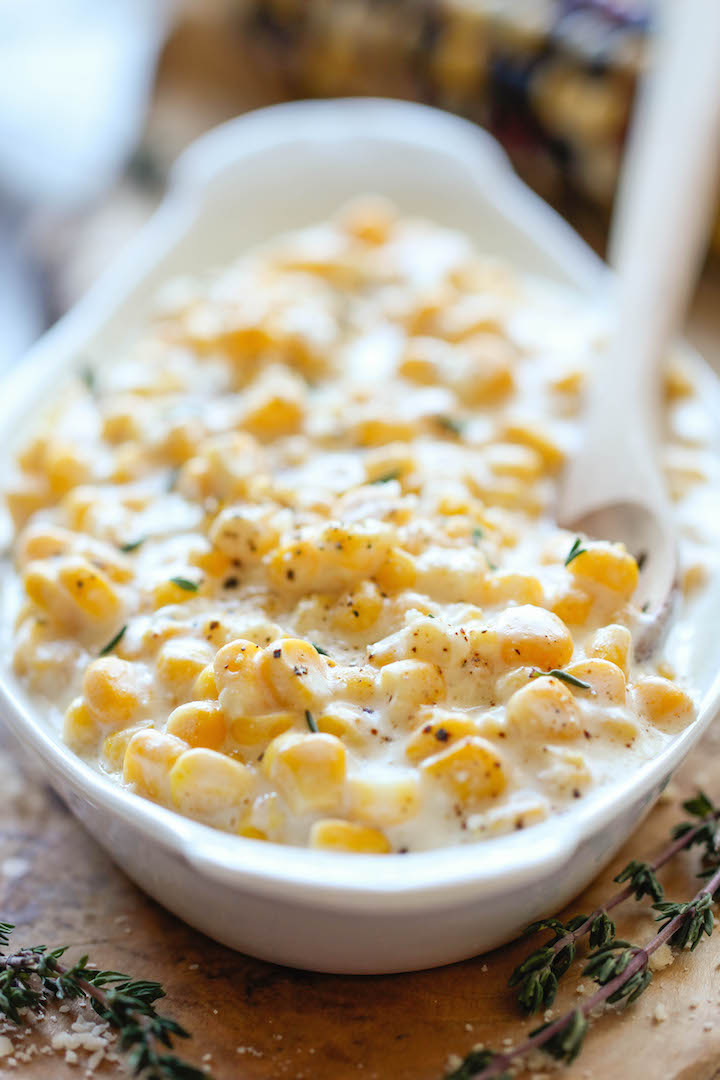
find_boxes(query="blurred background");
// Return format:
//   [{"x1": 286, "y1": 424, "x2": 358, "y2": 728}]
[{"x1": 2, "y1": 0, "x2": 719, "y2": 371}]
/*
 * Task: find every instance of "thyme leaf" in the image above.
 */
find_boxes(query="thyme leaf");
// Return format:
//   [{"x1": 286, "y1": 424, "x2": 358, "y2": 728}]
[
  {"x1": 0, "y1": 924, "x2": 208, "y2": 1078},
  {"x1": 169, "y1": 577, "x2": 199, "y2": 592},
  {"x1": 98, "y1": 625, "x2": 127, "y2": 656},
  {"x1": 120, "y1": 537, "x2": 145, "y2": 553},
  {"x1": 564, "y1": 537, "x2": 587, "y2": 566},
  {"x1": 530, "y1": 668, "x2": 592, "y2": 691}
]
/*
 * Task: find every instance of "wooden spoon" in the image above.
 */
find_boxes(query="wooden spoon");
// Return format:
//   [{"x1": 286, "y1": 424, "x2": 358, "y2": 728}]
[{"x1": 557, "y1": 0, "x2": 720, "y2": 654}]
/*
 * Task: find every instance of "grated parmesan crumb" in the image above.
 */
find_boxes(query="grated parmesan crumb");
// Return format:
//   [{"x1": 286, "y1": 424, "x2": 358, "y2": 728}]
[
  {"x1": 653, "y1": 1004, "x2": 668, "y2": 1024},
  {"x1": 649, "y1": 944, "x2": 674, "y2": 972},
  {"x1": 0, "y1": 1036, "x2": 14, "y2": 1058}
]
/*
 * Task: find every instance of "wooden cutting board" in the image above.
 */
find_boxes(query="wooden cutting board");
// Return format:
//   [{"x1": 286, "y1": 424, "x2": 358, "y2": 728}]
[{"x1": 3, "y1": 712, "x2": 720, "y2": 1080}]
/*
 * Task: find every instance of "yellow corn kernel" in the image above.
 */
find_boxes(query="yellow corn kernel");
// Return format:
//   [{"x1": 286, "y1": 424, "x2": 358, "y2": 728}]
[
  {"x1": 564, "y1": 659, "x2": 626, "y2": 705},
  {"x1": 333, "y1": 666, "x2": 376, "y2": 704},
  {"x1": 466, "y1": 625, "x2": 502, "y2": 672},
  {"x1": 495, "y1": 605, "x2": 574, "y2": 669},
  {"x1": 17, "y1": 524, "x2": 71, "y2": 565},
  {"x1": 632, "y1": 677, "x2": 695, "y2": 733},
  {"x1": 214, "y1": 638, "x2": 275, "y2": 716},
  {"x1": 441, "y1": 299, "x2": 505, "y2": 342},
  {"x1": 57, "y1": 558, "x2": 122, "y2": 622},
  {"x1": 170, "y1": 748, "x2": 254, "y2": 820},
  {"x1": 267, "y1": 521, "x2": 393, "y2": 594},
  {"x1": 166, "y1": 700, "x2": 227, "y2": 750},
  {"x1": 83, "y1": 657, "x2": 146, "y2": 728},
  {"x1": 598, "y1": 714, "x2": 640, "y2": 744},
  {"x1": 568, "y1": 543, "x2": 638, "y2": 600},
  {"x1": 123, "y1": 729, "x2": 187, "y2": 801},
  {"x1": 209, "y1": 504, "x2": 278, "y2": 561},
  {"x1": 190, "y1": 546, "x2": 230, "y2": 578},
  {"x1": 469, "y1": 798, "x2": 550, "y2": 838},
  {"x1": 230, "y1": 711, "x2": 297, "y2": 746},
  {"x1": 242, "y1": 379, "x2": 304, "y2": 438},
  {"x1": 364, "y1": 445, "x2": 415, "y2": 485},
  {"x1": 339, "y1": 196, "x2": 395, "y2": 244},
  {"x1": 551, "y1": 584, "x2": 594, "y2": 626},
  {"x1": 483, "y1": 443, "x2": 543, "y2": 480},
  {"x1": 261, "y1": 637, "x2": 329, "y2": 709},
  {"x1": 101, "y1": 399, "x2": 144, "y2": 442},
  {"x1": 374, "y1": 548, "x2": 417, "y2": 591},
  {"x1": 61, "y1": 485, "x2": 97, "y2": 531},
  {"x1": 506, "y1": 676, "x2": 582, "y2": 740},
  {"x1": 402, "y1": 617, "x2": 462, "y2": 667},
  {"x1": 539, "y1": 746, "x2": 592, "y2": 796},
  {"x1": 45, "y1": 443, "x2": 91, "y2": 495},
  {"x1": 484, "y1": 572, "x2": 543, "y2": 607},
  {"x1": 156, "y1": 638, "x2": 214, "y2": 697},
  {"x1": 315, "y1": 704, "x2": 365, "y2": 747},
  {"x1": 263, "y1": 732, "x2": 346, "y2": 813},
  {"x1": 192, "y1": 663, "x2": 219, "y2": 700},
  {"x1": 102, "y1": 723, "x2": 152, "y2": 771},
  {"x1": 347, "y1": 769, "x2": 421, "y2": 827},
  {"x1": 6, "y1": 477, "x2": 52, "y2": 527},
  {"x1": 405, "y1": 711, "x2": 481, "y2": 763},
  {"x1": 310, "y1": 819, "x2": 391, "y2": 854},
  {"x1": 159, "y1": 418, "x2": 204, "y2": 465},
  {"x1": 332, "y1": 582, "x2": 383, "y2": 633},
  {"x1": 421, "y1": 736, "x2": 507, "y2": 806},
  {"x1": 377, "y1": 660, "x2": 445, "y2": 723},
  {"x1": 398, "y1": 337, "x2": 444, "y2": 384},
  {"x1": 467, "y1": 473, "x2": 544, "y2": 515},
  {"x1": 664, "y1": 361, "x2": 694, "y2": 400},
  {"x1": 501, "y1": 420, "x2": 564, "y2": 471},
  {"x1": 16, "y1": 433, "x2": 48, "y2": 472},
  {"x1": 63, "y1": 698, "x2": 98, "y2": 751},
  {"x1": 353, "y1": 417, "x2": 417, "y2": 447},
  {"x1": 248, "y1": 790, "x2": 286, "y2": 839},
  {"x1": 152, "y1": 577, "x2": 202, "y2": 608},
  {"x1": 550, "y1": 368, "x2": 584, "y2": 395},
  {"x1": 682, "y1": 561, "x2": 708, "y2": 596},
  {"x1": 236, "y1": 823, "x2": 268, "y2": 841}
]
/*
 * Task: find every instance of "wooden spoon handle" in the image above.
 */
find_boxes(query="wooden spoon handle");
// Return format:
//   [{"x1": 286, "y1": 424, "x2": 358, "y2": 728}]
[{"x1": 559, "y1": 0, "x2": 720, "y2": 523}]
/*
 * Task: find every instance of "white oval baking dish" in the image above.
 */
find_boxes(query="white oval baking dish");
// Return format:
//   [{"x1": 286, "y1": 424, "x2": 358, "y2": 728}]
[{"x1": 1, "y1": 99, "x2": 719, "y2": 974}]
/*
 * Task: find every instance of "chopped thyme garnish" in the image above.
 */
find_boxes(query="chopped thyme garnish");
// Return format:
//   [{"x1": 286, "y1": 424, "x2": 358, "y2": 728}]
[
  {"x1": 564, "y1": 536, "x2": 587, "y2": 566},
  {"x1": 165, "y1": 466, "x2": 180, "y2": 492},
  {"x1": 305, "y1": 709, "x2": 319, "y2": 733},
  {"x1": 120, "y1": 537, "x2": 145, "y2": 553},
  {"x1": 531, "y1": 667, "x2": 593, "y2": 691},
  {"x1": 170, "y1": 577, "x2": 199, "y2": 592},
  {"x1": 372, "y1": 470, "x2": 401, "y2": 484},
  {"x1": 435, "y1": 415, "x2": 465, "y2": 436},
  {"x1": 471, "y1": 526, "x2": 483, "y2": 546},
  {"x1": 99, "y1": 625, "x2": 127, "y2": 656},
  {"x1": 79, "y1": 367, "x2": 96, "y2": 393},
  {"x1": 312, "y1": 643, "x2": 330, "y2": 656}
]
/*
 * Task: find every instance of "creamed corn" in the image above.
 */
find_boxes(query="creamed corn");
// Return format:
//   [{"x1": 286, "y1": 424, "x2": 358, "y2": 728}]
[{"x1": 6, "y1": 199, "x2": 709, "y2": 853}]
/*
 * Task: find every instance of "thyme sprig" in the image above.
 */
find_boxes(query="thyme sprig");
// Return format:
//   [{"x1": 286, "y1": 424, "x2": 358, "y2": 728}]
[
  {"x1": 0, "y1": 923, "x2": 207, "y2": 1078},
  {"x1": 448, "y1": 793, "x2": 720, "y2": 1080},
  {"x1": 564, "y1": 537, "x2": 587, "y2": 566},
  {"x1": 509, "y1": 792, "x2": 719, "y2": 1013}
]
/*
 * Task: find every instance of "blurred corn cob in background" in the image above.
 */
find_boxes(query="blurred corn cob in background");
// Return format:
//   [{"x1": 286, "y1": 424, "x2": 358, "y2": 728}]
[{"x1": 238, "y1": 0, "x2": 647, "y2": 211}]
